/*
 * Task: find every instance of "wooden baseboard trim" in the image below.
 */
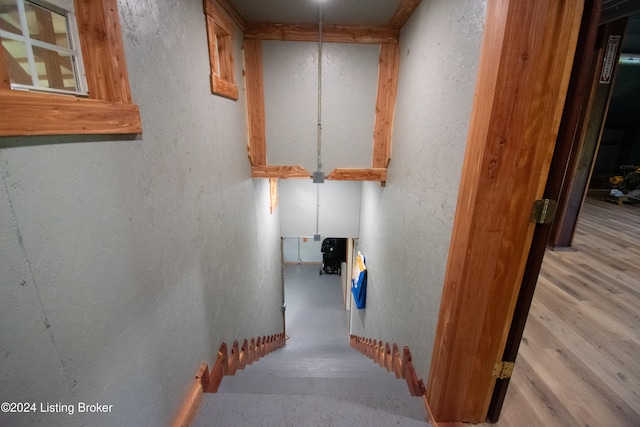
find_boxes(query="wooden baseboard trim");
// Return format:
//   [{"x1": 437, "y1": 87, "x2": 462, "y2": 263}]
[
  {"x1": 171, "y1": 333, "x2": 286, "y2": 426},
  {"x1": 349, "y1": 335, "x2": 430, "y2": 421},
  {"x1": 424, "y1": 395, "x2": 465, "y2": 427},
  {"x1": 171, "y1": 362, "x2": 209, "y2": 427}
]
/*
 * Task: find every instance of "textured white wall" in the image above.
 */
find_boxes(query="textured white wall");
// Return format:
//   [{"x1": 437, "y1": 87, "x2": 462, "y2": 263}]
[
  {"x1": 279, "y1": 179, "x2": 362, "y2": 238},
  {"x1": 350, "y1": 0, "x2": 487, "y2": 382},
  {"x1": 263, "y1": 41, "x2": 379, "y2": 173},
  {"x1": 0, "y1": 1, "x2": 283, "y2": 426}
]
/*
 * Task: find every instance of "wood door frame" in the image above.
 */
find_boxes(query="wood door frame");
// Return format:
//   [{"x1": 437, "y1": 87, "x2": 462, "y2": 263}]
[
  {"x1": 486, "y1": 0, "x2": 604, "y2": 420},
  {"x1": 487, "y1": 9, "x2": 632, "y2": 421},
  {"x1": 425, "y1": 0, "x2": 584, "y2": 423}
]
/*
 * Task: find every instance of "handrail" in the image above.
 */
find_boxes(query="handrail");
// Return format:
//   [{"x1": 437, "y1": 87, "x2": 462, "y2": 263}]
[{"x1": 171, "y1": 333, "x2": 286, "y2": 427}]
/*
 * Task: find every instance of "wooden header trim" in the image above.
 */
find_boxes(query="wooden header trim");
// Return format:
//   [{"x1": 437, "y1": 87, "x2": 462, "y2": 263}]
[
  {"x1": 389, "y1": 0, "x2": 423, "y2": 30},
  {"x1": 244, "y1": 22, "x2": 399, "y2": 44},
  {"x1": 251, "y1": 165, "x2": 311, "y2": 179},
  {"x1": 212, "y1": 0, "x2": 246, "y2": 30},
  {"x1": 373, "y1": 44, "x2": 400, "y2": 168},
  {"x1": 326, "y1": 168, "x2": 387, "y2": 181},
  {"x1": 204, "y1": 0, "x2": 236, "y2": 34}
]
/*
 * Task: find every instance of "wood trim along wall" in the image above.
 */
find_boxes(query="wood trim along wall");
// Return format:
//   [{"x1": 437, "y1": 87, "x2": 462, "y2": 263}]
[
  {"x1": 243, "y1": 39, "x2": 267, "y2": 166},
  {"x1": 425, "y1": 0, "x2": 584, "y2": 423},
  {"x1": 349, "y1": 336, "x2": 425, "y2": 397},
  {"x1": 171, "y1": 333, "x2": 286, "y2": 427},
  {"x1": 171, "y1": 362, "x2": 209, "y2": 427},
  {"x1": 350, "y1": 335, "x2": 465, "y2": 427},
  {"x1": 0, "y1": 0, "x2": 141, "y2": 136},
  {"x1": 244, "y1": 23, "x2": 398, "y2": 44},
  {"x1": 239, "y1": 0, "x2": 419, "y2": 181},
  {"x1": 77, "y1": 0, "x2": 132, "y2": 104},
  {"x1": 242, "y1": 34, "x2": 399, "y2": 180},
  {"x1": 372, "y1": 43, "x2": 400, "y2": 169},
  {"x1": 204, "y1": 0, "x2": 240, "y2": 100},
  {"x1": 388, "y1": 0, "x2": 423, "y2": 30}
]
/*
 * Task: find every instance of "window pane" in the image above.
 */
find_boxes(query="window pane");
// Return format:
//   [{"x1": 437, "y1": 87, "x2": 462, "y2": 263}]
[
  {"x1": 0, "y1": 0, "x2": 20, "y2": 36},
  {"x1": 32, "y1": 45, "x2": 76, "y2": 91},
  {"x1": 1, "y1": 38, "x2": 32, "y2": 85},
  {"x1": 25, "y1": 1, "x2": 70, "y2": 49}
]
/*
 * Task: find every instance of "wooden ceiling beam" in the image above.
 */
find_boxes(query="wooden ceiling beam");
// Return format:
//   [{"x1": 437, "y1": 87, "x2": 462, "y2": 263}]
[
  {"x1": 326, "y1": 168, "x2": 387, "y2": 182},
  {"x1": 388, "y1": 0, "x2": 422, "y2": 30},
  {"x1": 244, "y1": 23, "x2": 398, "y2": 44},
  {"x1": 251, "y1": 165, "x2": 311, "y2": 179}
]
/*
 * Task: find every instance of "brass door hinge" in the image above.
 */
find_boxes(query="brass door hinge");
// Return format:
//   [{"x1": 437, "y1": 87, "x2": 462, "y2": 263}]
[
  {"x1": 492, "y1": 361, "x2": 515, "y2": 379},
  {"x1": 530, "y1": 199, "x2": 557, "y2": 224}
]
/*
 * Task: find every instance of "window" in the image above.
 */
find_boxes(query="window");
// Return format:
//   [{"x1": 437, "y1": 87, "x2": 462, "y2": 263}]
[
  {"x1": 0, "y1": 0, "x2": 141, "y2": 136},
  {"x1": 204, "y1": 0, "x2": 238, "y2": 100},
  {"x1": 0, "y1": 0, "x2": 87, "y2": 96}
]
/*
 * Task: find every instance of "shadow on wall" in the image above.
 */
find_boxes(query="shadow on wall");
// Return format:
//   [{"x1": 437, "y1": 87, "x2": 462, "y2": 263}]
[{"x1": 0, "y1": 134, "x2": 139, "y2": 149}]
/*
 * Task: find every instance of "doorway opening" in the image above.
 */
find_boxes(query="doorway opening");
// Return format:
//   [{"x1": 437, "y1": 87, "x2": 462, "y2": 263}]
[{"x1": 281, "y1": 236, "x2": 356, "y2": 347}]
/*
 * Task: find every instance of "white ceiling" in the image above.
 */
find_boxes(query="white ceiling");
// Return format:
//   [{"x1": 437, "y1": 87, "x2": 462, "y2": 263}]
[{"x1": 227, "y1": 0, "x2": 406, "y2": 26}]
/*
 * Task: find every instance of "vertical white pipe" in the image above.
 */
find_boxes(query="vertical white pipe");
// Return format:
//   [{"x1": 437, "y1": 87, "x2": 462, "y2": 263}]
[{"x1": 316, "y1": 3, "x2": 323, "y2": 173}]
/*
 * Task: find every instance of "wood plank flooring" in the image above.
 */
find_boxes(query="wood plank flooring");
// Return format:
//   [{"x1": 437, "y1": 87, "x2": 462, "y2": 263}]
[{"x1": 494, "y1": 194, "x2": 640, "y2": 426}]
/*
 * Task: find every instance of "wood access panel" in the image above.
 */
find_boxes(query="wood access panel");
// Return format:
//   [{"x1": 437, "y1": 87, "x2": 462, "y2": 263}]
[{"x1": 426, "y1": 0, "x2": 584, "y2": 423}]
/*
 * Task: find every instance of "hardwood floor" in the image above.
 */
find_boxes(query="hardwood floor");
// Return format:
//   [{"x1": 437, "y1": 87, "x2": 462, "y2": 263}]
[{"x1": 494, "y1": 194, "x2": 640, "y2": 426}]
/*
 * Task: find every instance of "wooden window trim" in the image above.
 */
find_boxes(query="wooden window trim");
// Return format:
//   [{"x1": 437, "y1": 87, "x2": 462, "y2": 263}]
[
  {"x1": 269, "y1": 178, "x2": 278, "y2": 213},
  {"x1": 0, "y1": 0, "x2": 141, "y2": 136},
  {"x1": 204, "y1": 0, "x2": 239, "y2": 100}
]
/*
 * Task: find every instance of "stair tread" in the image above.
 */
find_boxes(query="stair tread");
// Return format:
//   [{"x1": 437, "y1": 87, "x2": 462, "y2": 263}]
[
  {"x1": 218, "y1": 375, "x2": 411, "y2": 397},
  {"x1": 193, "y1": 393, "x2": 428, "y2": 427},
  {"x1": 233, "y1": 367, "x2": 399, "y2": 379},
  {"x1": 242, "y1": 358, "x2": 389, "y2": 371}
]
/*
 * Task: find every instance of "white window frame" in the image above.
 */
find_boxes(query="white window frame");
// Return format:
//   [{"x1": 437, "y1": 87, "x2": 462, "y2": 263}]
[{"x1": 0, "y1": 0, "x2": 88, "y2": 96}]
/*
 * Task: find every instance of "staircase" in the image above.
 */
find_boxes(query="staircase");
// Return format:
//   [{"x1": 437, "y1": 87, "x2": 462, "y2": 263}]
[{"x1": 191, "y1": 264, "x2": 428, "y2": 426}]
